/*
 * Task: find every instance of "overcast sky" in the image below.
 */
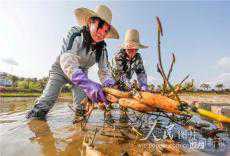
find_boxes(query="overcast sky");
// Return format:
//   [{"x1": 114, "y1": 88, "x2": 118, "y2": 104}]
[{"x1": 0, "y1": 1, "x2": 230, "y2": 88}]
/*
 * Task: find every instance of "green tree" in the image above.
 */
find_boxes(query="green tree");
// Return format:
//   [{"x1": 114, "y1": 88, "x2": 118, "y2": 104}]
[
  {"x1": 182, "y1": 79, "x2": 196, "y2": 91},
  {"x1": 200, "y1": 83, "x2": 210, "y2": 91},
  {"x1": 31, "y1": 78, "x2": 38, "y2": 83},
  {"x1": 24, "y1": 78, "x2": 31, "y2": 89},
  {"x1": 9, "y1": 75, "x2": 19, "y2": 87},
  {"x1": 215, "y1": 83, "x2": 224, "y2": 91},
  {"x1": 38, "y1": 79, "x2": 46, "y2": 89},
  {"x1": 38, "y1": 77, "x2": 48, "y2": 89}
]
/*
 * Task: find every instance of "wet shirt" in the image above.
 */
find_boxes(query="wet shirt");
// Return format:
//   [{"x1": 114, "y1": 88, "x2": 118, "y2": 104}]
[
  {"x1": 114, "y1": 48, "x2": 147, "y2": 85},
  {"x1": 57, "y1": 26, "x2": 114, "y2": 84}
]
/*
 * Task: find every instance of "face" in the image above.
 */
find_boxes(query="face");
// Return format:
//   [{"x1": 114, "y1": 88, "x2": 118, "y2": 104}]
[
  {"x1": 89, "y1": 19, "x2": 110, "y2": 43},
  {"x1": 125, "y1": 49, "x2": 138, "y2": 60}
]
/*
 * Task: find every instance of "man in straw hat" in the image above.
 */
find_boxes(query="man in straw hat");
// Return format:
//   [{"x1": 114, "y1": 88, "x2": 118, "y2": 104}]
[
  {"x1": 114, "y1": 29, "x2": 149, "y2": 91},
  {"x1": 26, "y1": 5, "x2": 119, "y2": 120}
]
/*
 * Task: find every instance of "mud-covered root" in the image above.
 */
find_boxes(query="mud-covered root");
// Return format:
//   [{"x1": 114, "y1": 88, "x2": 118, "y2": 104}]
[
  {"x1": 103, "y1": 88, "x2": 181, "y2": 114},
  {"x1": 133, "y1": 91, "x2": 181, "y2": 114},
  {"x1": 105, "y1": 93, "x2": 119, "y2": 103},
  {"x1": 118, "y1": 98, "x2": 156, "y2": 113},
  {"x1": 103, "y1": 87, "x2": 131, "y2": 98}
]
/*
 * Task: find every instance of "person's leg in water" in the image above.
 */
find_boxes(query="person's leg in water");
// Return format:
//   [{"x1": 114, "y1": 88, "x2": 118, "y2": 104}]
[{"x1": 26, "y1": 69, "x2": 68, "y2": 120}]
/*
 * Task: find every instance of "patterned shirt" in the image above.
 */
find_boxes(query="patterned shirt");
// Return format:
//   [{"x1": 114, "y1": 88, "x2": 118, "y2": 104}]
[{"x1": 114, "y1": 48, "x2": 147, "y2": 85}]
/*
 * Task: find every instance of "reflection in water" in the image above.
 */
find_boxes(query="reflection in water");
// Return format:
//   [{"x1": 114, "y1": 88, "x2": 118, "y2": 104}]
[
  {"x1": 25, "y1": 115, "x2": 137, "y2": 156},
  {"x1": 26, "y1": 117, "x2": 83, "y2": 156},
  {"x1": 27, "y1": 119, "x2": 58, "y2": 156}
]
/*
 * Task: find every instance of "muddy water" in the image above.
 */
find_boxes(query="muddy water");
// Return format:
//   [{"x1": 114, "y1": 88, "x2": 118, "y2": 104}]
[
  {"x1": 0, "y1": 97, "x2": 151, "y2": 156},
  {"x1": 0, "y1": 97, "x2": 230, "y2": 156}
]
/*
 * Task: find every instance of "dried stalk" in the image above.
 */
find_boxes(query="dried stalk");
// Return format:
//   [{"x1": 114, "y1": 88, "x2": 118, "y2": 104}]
[
  {"x1": 156, "y1": 16, "x2": 181, "y2": 102},
  {"x1": 167, "y1": 53, "x2": 176, "y2": 81},
  {"x1": 179, "y1": 74, "x2": 190, "y2": 86}
]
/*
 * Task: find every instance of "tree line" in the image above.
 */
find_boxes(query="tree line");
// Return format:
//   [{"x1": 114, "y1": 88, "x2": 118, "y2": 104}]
[{"x1": 0, "y1": 73, "x2": 229, "y2": 93}]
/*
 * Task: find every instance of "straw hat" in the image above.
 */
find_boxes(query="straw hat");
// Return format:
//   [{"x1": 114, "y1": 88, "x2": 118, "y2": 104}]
[
  {"x1": 121, "y1": 29, "x2": 148, "y2": 49},
  {"x1": 74, "y1": 5, "x2": 119, "y2": 39}
]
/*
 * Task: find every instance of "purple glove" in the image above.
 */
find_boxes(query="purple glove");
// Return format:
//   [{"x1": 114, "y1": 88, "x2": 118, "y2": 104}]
[
  {"x1": 72, "y1": 70, "x2": 108, "y2": 107},
  {"x1": 137, "y1": 73, "x2": 149, "y2": 91},
  {"x1": 103, "y1": 79, "x2": 116, "y2": 87}
]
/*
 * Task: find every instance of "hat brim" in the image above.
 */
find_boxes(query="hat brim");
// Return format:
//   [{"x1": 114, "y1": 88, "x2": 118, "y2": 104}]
[
  {"x1": 74, "y1": 7, "x2": 119, "y2": 39},
  {"x1": 121, "y1": 42, "x2": 149, "y2": 49}
]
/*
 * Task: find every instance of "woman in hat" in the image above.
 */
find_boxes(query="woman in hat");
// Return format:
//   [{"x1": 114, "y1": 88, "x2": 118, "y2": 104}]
[
  {"x1": 114, "y1": 29, "x2": 149, "y2": 91},
  {"x1": 26, "y1": 5, "x2": 119, "y2": 120}
]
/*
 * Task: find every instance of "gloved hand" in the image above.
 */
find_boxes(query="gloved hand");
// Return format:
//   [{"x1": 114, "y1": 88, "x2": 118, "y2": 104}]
[
  {"x1": 137, "y1": 73, "x2": 149, "y2": 91},
  {"x1": 72, "y1": 70, "x2": 109, "y2": 108},
  {"x1": 103, "y1": 79, "x2": 116, "y2": 87},
  {"x1": 120, "y1": 74, "x2": 132, "y2": 91}
]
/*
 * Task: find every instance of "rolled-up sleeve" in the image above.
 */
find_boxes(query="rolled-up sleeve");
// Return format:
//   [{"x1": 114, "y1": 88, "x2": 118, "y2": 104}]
[{"x1": 98, "y1": 47, "x2": 114, "y2": 83}]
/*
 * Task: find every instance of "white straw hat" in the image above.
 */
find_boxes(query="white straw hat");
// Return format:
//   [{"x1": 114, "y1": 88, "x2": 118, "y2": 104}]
[
  {"x1": 75, "y1": 5, "x2": 119, "y2": 39},
  {"x1": 121, "y1": 29, "x2": 148, "y2": 49}
]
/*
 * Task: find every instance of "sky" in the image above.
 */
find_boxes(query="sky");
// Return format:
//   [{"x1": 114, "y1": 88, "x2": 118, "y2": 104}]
[{"x1": 0, "y1": 1, "x2": 230, "y2": 88}]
